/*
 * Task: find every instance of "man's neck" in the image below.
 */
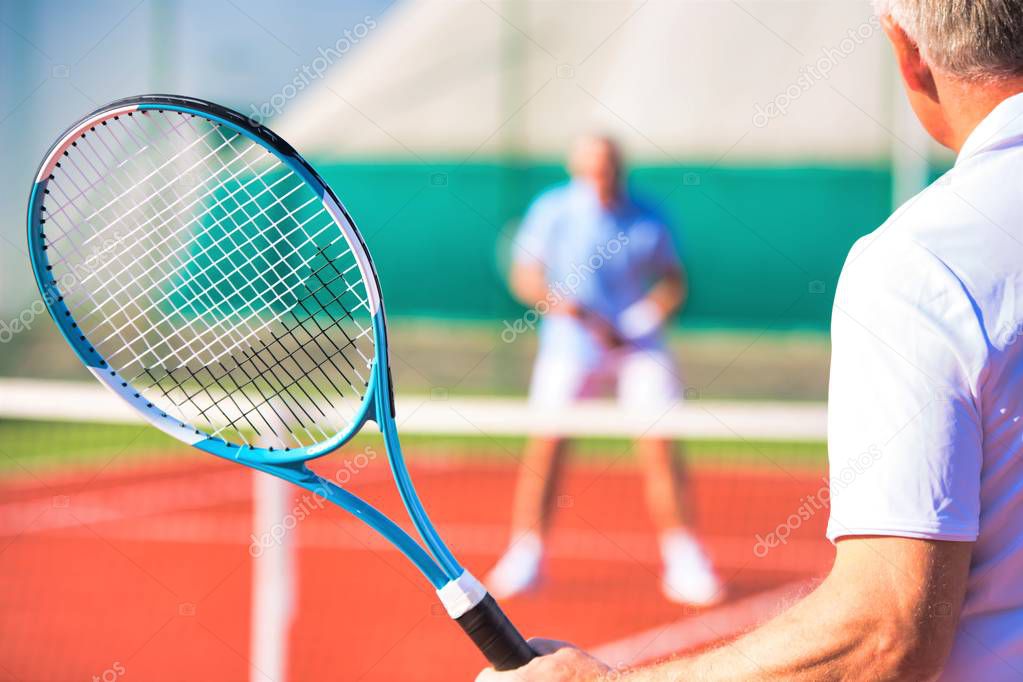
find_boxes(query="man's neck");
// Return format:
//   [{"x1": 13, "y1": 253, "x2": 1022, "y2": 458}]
[{"x1": 936, "y1": 75, "x2": 1023, "y2": 152}]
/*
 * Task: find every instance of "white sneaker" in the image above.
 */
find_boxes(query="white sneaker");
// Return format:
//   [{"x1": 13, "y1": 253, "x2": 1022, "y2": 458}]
[
  {"x1": 660, "y1": 530, "x2": 724, "y2": 606},
  {"x1": 486, "y1": 532, "x2": 543, "y2": 599}
]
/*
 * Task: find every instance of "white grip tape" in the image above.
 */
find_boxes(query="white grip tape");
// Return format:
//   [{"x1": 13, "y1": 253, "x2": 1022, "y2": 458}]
[{"x1": 436, "y1": 570, "x2": 488, "y2": 619}]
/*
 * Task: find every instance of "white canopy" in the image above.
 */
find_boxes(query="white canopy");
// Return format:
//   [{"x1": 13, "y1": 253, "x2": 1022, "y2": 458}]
[{"x1": 276, "y1": 0, "x2": 934, "y2": 162}]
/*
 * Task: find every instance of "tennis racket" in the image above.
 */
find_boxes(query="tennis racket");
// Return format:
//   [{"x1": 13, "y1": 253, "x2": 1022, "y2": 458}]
[{"x1": 26, "y1": 94, "x2": 536, "y2": 671}]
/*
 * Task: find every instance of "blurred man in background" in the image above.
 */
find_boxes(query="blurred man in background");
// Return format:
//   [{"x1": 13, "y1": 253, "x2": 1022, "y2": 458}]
[
  {"x1": 480, "y1": 0, "x2": 1023, "y2": 679},
  {"x1": 486, "y1": 135, "x2": 722, "y2": 606}
]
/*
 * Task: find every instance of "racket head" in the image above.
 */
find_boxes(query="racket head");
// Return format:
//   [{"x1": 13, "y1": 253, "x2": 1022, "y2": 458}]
[{"x1": 28, "y1": 95, "x2": 390, "y2": 464}]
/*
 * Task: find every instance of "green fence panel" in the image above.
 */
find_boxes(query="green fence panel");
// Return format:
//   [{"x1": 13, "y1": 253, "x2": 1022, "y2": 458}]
[{"x1": 315, "y1": 160, "x2": 896, "y2": 330}]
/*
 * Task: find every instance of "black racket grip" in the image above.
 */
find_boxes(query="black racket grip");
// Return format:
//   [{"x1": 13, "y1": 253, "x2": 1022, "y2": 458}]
[{"x1": 456, "y1": 594, "x2": 537, "y2": 671}]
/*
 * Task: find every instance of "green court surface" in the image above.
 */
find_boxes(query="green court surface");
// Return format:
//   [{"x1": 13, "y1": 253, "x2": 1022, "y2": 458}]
[{"x1": 0, "y1": 415, "x2": 826, "y2": 476}]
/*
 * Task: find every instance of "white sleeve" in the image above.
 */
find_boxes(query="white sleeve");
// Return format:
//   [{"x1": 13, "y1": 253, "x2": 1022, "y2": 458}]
[
  {"x1": 826, "y1": 235, "x2": 985, "y2": 543},
  {"x1": 512, "y1": 194, "x2": 556, "y2": 268}
]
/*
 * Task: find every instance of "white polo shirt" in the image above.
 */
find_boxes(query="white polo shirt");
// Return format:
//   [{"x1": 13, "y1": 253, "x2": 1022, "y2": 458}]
[{"x1": 826, "y1": 91, "x2": 1023, "y2": 680}]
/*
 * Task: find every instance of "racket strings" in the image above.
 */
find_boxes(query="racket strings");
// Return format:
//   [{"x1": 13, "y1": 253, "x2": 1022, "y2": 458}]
[
  {"x1": 44, "y1": 117, "x2": 280, "y2": 382},
  {"x1": 149, "y1": 118, "x2": 376, "y2": 439},
  {"x1": 137, "y1": 112, "x2": 373, "y2": 441},
  {"x1": 40, "y1": 109, "x2": 375, "y2": 449},
  {"x1": 93, "y1": 175, "x2": 314, "y2": 366},
  {"x1": 49, "y1": 119, "x2": 258, "y2": 326},
  {"x1": 77, "y1": 142, "x2": 285, "y2": 321},
  {"x1": 70, "y1": 128, "x2": 289, "y2": 368},
  {"x1": 86, "y1": 115, "x2": 368, "y2": 445}
]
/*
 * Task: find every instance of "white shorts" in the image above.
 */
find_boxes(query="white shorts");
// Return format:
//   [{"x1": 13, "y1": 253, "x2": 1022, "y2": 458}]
[{"x1": 528, "y1": 319, "x2": 682, "y2": 412}]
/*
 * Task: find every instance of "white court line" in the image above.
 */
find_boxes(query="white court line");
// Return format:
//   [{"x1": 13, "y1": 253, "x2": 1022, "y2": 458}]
[{"x1": 591, "y1": 579, "x2": 815, "y2": 668}]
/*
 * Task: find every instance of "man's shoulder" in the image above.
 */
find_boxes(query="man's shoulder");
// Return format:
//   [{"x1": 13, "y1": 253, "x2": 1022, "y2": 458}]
[
  {"x1": 838, "y1": 184, "x2": 972, "y2": 314},
  {"x1": 870, "y1": 173, "x2": 962, "y2": 254},
  {"x1": 850, "y1": 160, "x2": 1021, "y2": 289},
  {"x1": 838, "y1": 229, "x2": 937, "y2": 303},
  {"x1": 835, "y1": 162, "x2": 1022, "y2": 358}
]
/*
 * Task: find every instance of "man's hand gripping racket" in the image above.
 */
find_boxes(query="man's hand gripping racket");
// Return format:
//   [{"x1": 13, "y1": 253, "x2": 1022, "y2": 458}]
[{"x1": 26, "y1": 95, "x2": 535, "y2": 671}]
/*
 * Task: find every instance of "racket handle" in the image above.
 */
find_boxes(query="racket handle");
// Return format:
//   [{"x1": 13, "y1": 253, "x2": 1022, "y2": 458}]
[{"x1": 456, "y1": 594, "x2": 537, "y2": 670}]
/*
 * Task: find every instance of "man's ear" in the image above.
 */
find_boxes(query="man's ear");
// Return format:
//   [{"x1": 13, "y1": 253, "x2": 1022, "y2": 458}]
[{"x1": 881, "y1": 14, "x2": 939, "y2": 101}]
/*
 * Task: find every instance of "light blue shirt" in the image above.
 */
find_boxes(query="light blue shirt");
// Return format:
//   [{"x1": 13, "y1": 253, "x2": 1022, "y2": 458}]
[{"x1": 513, "y1": 181, "x2": 681, "y2": 328}]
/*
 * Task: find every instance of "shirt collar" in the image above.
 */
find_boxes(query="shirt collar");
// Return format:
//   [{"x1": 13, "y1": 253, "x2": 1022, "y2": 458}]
[
  {"x1": 956, "y1": 90, "x2": 1023, "y2": 166},
  {"x1": 568, "y1": 180, "x2": 631, "y2": 214}
]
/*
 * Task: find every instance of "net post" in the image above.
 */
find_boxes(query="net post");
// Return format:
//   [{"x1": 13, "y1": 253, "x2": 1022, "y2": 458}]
[{"x1": 249, "y1": 437, "x2": 297, "y2": 682}]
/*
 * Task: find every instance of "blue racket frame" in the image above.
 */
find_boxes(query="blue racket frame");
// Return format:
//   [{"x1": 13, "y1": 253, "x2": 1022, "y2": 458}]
[{"x1": 27, "y1": 96, "x2": 460, "y2": 590}]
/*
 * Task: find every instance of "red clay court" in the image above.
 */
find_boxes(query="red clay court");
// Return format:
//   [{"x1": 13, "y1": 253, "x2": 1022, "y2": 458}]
[{"x1": 0, "y1": 436, "x2": 831, "y2": 681}]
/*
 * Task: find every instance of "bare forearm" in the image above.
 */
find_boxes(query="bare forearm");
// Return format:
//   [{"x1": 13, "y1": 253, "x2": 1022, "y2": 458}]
[
  {"x1": 613, "y1": 539, "x2": 965, "y2": 682},
  {"x1": 510, "y1": 265, "x2": 550, "y2": 307},
  {"x1": 620, "y1": 584, "x2": 869, "y2": 681},
  {"x1": 647, "y1": 270, "x2": 686, "y2": 316}
]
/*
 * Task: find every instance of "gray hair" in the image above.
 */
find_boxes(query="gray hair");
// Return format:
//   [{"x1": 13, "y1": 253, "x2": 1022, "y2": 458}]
[{"x1": 875, "y1": 0, "x2": 1023, "y2": 79}]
